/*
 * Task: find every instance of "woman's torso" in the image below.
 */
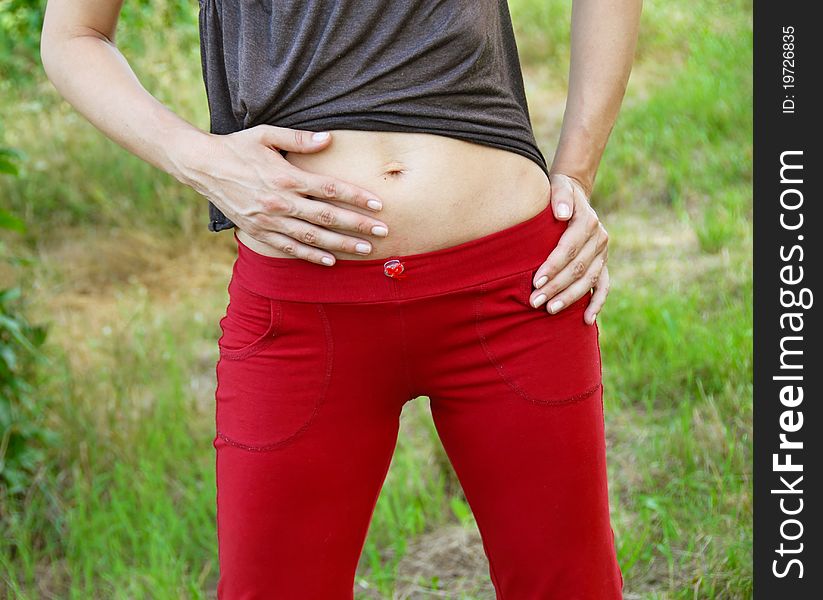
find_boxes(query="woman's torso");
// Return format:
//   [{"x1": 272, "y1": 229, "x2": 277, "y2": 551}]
[
  {"x1": 202, "y1": 0, "x2": 552, "y2": 256},
  {"x1": 236, "y1": 129, "x2": 551, "y2": 260}
]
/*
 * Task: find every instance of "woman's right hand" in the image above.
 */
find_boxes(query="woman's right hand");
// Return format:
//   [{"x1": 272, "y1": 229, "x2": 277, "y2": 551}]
[
  {"x1": 42, "y1": 2, "x2": 385, "y2": 267},
  {"x1": 177, "y1": 125, "x2": 389, "y2": 266}
]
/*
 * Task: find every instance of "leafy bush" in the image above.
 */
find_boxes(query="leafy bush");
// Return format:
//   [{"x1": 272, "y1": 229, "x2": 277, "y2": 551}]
[
  {"x1": 0, "y1": 287, "x2": 53, "y2": 495},
  {"x1": 0, "y1": 0, "x2": 199, "y2": 81},
  {"x1": 0, "y1": 146, "x2": 55, "y2": 497}
]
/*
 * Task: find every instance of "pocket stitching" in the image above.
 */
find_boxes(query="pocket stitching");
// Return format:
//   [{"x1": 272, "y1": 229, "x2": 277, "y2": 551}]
[
  {"x1": 216, "y1": 303, "x2": 334, "y2": 452},
  {"x1": 474, "y1": 270, "x2": 602, "y2": 406},
  {"x1": 218, "y1": 295, "x2": 282, "y2": 360}
]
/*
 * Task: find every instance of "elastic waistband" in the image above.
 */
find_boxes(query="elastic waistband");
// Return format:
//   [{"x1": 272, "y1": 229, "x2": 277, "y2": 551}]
[{"x1": 231, "y1": 202, "x2": 565, "y2": 303}]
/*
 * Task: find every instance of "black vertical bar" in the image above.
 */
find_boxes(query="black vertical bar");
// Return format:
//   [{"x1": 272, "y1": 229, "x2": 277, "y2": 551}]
[{"x1": 753, "y1": 1, "x2": 822, "y2": 597}]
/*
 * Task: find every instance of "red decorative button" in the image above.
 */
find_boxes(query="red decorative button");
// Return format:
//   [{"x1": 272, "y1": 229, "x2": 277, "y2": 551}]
[{"x1": 383, "y1": 259, "x2": 406, "y2": 279}]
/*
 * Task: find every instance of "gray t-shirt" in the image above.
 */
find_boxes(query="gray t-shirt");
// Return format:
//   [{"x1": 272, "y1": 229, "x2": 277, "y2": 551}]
[{"x1": 198, "y1": 0, "x2": 548, "y2": 232}]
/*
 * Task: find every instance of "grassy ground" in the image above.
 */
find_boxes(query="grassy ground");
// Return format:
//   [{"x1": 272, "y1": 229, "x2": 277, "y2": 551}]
[{"x1": 0, "y1": 1, "x2": 752, "y2": 598}]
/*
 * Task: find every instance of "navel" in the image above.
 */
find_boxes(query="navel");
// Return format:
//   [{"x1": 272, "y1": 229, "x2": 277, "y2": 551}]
[{"x1": 381, "y1": 160, "x2": 408, "y2": 178}]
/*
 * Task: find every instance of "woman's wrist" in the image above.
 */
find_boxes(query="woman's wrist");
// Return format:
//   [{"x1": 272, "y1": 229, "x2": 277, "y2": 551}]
[
  {"x1": 549, "y1": 127, "x2": 605, "y2": 197},
  {"x1": 162, "y1": 127, "x2": 217, "y2": 189},
  {"x1": 548, "y1": 169, "x2": 596, "y2": 200}
]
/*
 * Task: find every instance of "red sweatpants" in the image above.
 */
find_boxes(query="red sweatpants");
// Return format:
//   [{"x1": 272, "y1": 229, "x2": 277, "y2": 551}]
[{"x1": 213, "y1": 202, "x2": 623, "y2": 599}]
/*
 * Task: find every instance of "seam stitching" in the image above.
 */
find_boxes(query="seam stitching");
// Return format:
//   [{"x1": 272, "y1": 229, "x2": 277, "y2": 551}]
[
  {"x1": 474, "y1": 279, "x2": 602, "y2": 406},
  {"x1": 218, "y1": 298, "x2": 282, "y2": 360},
  {"x1": 216, "y1": 303, "x2": 334, "y2": 452},
  {"x1": 390, "y1": 277, "x2": 415, "y2": 400},
  {"x1": 242, "y1": 269, "x2": 542, "y2": 306},
  {"x1": 397, "y1": 301, "x2": 416, "y2": 401}
]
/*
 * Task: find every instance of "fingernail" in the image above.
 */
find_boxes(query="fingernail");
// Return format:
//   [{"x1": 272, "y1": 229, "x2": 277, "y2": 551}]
[
  {"x1": 312, "y1": 131, "x2": 330, "y2": 142},
  {"x1": 556, "y1": 203, "x2": 571, "y2": 218},
  {"x1": 531, "y1": 293, "x2": 547, "y2": 308},
  {"x1": 549, "y1": 300, "x2": 564, "y2": 313},
  {"x1": 534, "y1": 275, "x2": 548, "y2": 288},
  {"x1": 371, "y1": 225, "x2": 389, "y2": 237},
  {"x1": 321, "y1": 256, "x2": 334, "y2": 265},
  {"x1": 355, "y1": 242, "x2": 371, "y2": 254},
  {"x1": 367, "y1": 199, "x2": 383, "y2": 210}
]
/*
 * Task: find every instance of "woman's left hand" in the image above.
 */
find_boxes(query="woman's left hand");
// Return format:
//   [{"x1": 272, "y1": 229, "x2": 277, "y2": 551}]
[{"x1": 529, "y1": 173, "x2": 610, "y2": 325}]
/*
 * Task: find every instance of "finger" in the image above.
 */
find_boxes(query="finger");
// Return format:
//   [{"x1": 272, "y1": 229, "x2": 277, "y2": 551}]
[
  {"x1": 298, "y1": 171, "x2": 385, "y2": 212},
  {"x1": 292, "y1": 196, "x2": 389, "y2": 239},
  {"x1": 531, "y1": 206, "x2": 601, "y2": 286},
  {"x1": 256, "y1": 230, "x2": 339, "y2": 266},
  {"x1": 550, "y1": 175, "x2": 575, "y2": 220},
  {"x1": 274, "y1": 216, "x2": 379, "y2": 257},
  {"x1": 584, "y1": 267, "x2": 610, "y2": 325},
  {"x1": 543, "y1": 251, "x2": 607, "y2": 316},
  {"x1": 256, "y1": 124, "x2": 333, "y2": 154},
  {"x1": 529, "y1": 233, "x2": 599, "y2": 308}
]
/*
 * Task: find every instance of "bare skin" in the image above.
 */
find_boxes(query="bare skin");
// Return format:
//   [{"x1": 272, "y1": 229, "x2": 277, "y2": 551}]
[
  {"x1": 238, "y1": 129, "x2": 553, "y2": 259},
  {"x1": 40, "y1": 0, "x2": 642, "y2": 324}
]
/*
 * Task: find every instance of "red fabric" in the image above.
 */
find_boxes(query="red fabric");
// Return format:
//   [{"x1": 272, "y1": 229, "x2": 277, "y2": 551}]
[{"x1": 213, "y1": 203, "x2": 623, "y2": 599}]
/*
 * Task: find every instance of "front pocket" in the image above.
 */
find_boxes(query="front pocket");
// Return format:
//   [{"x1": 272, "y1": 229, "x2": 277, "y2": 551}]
[
  {"x1": 215, "y1": 282, "x2": 334, "y2": 451},
  {"x1": 218, "y1": 279, "x2": 281, "y2": 360},
  {"x1": 474, "y1": 270, "x2": 602, "y2": 406}
]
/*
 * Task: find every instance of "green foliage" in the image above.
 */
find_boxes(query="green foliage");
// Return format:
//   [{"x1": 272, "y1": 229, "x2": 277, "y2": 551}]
[
  {"x1": 508, "y1": 0, "x2": 572, "y2": 78},
  {"x1": 0, "y1": 146, "x2": 24, "y2": 176},
  {"x1": 0, "y1": 146, "x2": 26, "y2": 234},
  {"x1": 695, "y1": 184, "x2": 751, "y2": 253},
  {"x1": 0, "y1": 176, "x2": 54, "y2": 498},
  {"x1": 595, "y1": 18, "x2": 753, "y2": 216},
  {"x1": 0, "y1": 286, "x2": 53, "y2": 496},
  {"x1": 1, "y1": 138, "x2": 56, "y2": 505},
  {"x1": 0, "y1": 0, "x2": 206, "y2": 234},
  {"x1": 0, "y1": 0, "x2": 200, "y2": 81},
  {"x1": 601, "y1": 272, "x2": 752, "y2": 409},
  {"x1": 449, "y1": 496, "x2": 473, "y2": 527},
  {"x1": 0, "y1": 0, "x2": 45, "y2": 78}
]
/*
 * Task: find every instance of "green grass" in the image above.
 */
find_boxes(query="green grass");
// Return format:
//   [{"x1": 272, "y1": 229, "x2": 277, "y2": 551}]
[
  {"x1": 601, "y1": 282, "x2": 752, "y2": 598},
  {"x1": 1, "y1": 0, "x2": 753, "y2": 598},
  {"x1": 0, "y1": 291, "x2": 459, "y2": 598}
]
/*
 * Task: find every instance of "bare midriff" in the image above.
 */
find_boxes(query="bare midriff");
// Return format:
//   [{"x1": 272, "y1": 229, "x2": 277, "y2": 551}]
[{"x1": 235, "y1": 129, "x2": 552, "y2": 260}]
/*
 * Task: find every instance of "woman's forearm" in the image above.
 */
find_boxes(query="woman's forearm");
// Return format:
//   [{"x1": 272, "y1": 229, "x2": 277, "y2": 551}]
[
  {"x1": 550, "y1": 0, "x2": 643, "y2": 196},
  {"x1": 38, "y1": 0, "x2": 393, "y2": 265},
  {"x1": 40, "y1": 0, "x2": 207, "y2": 186}
]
